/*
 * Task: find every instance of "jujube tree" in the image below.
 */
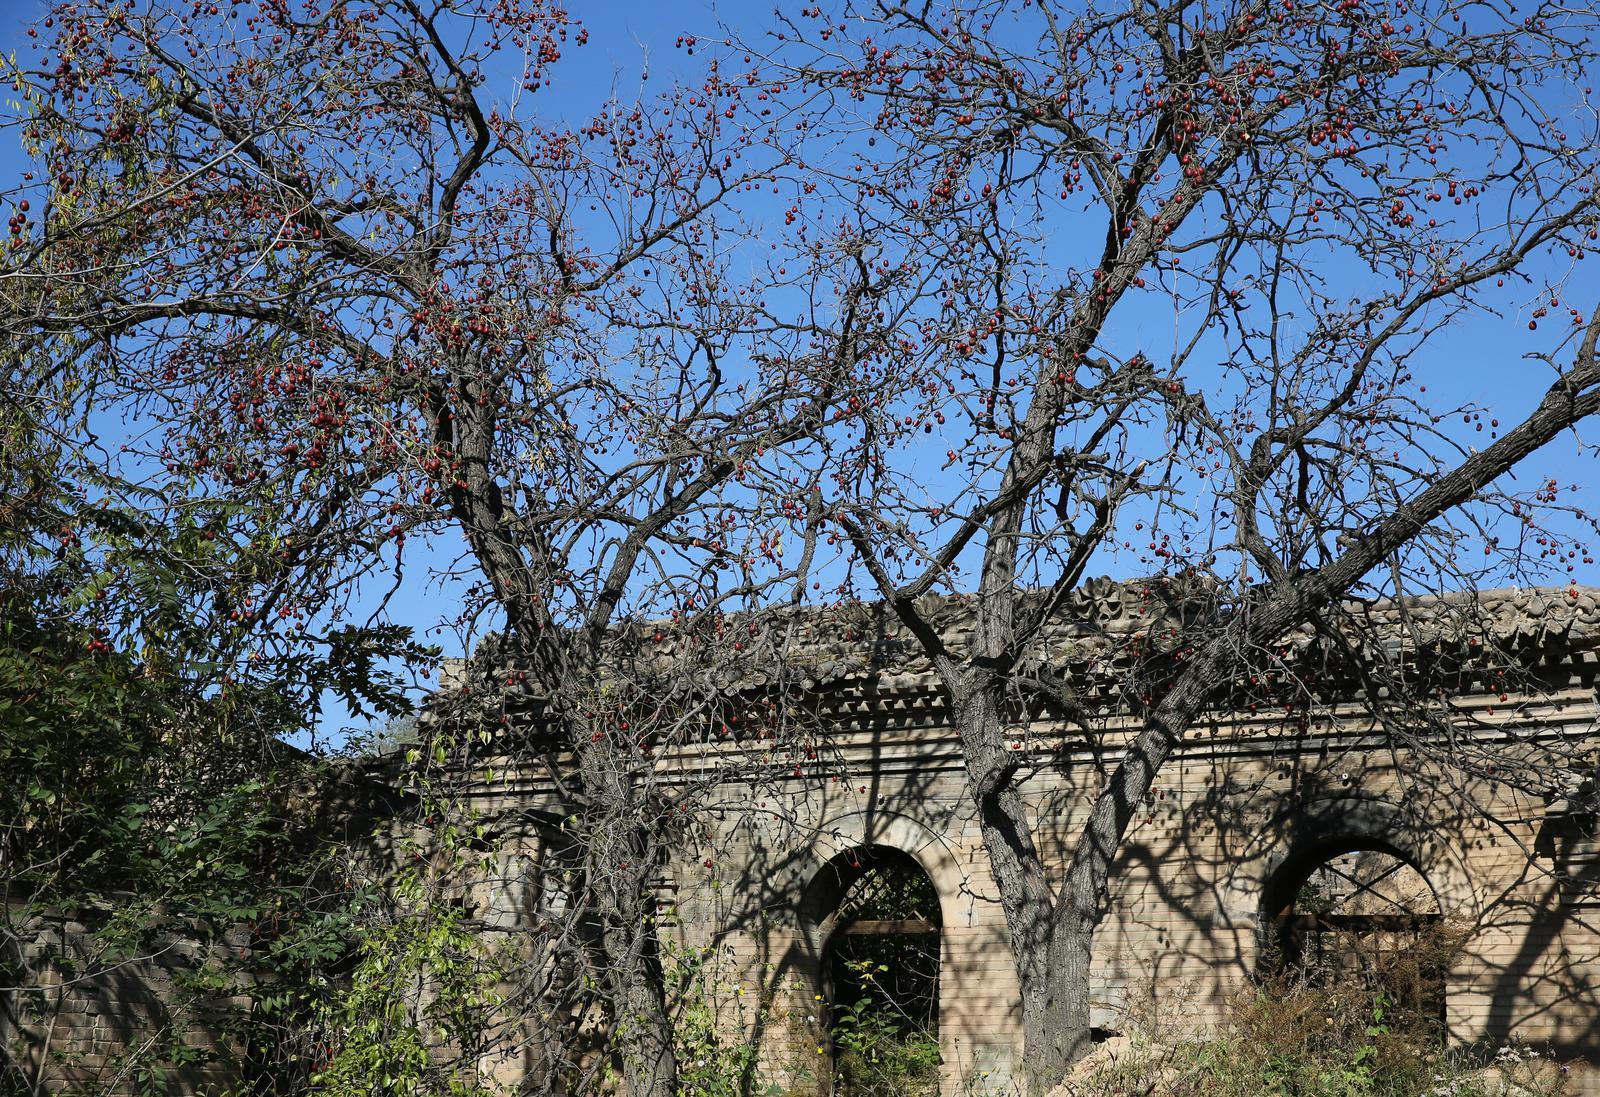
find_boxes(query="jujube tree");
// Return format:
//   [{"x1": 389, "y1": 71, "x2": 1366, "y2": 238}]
[
  {"x1": 4, "y1": 1, "x2": 886, "y2": 1093},
  {"x1": 766, "y1": 0, "x2": 1600, "y2": 1089}
]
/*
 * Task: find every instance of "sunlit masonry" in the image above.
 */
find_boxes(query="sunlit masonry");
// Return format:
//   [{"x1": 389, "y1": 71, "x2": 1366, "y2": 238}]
[
  {"x1": 11, "y1": 583, "x2": 1600, "y2": 1094},
  {"x1": 378, "y1": 582, "x2": 1600, "y2": 1095}
]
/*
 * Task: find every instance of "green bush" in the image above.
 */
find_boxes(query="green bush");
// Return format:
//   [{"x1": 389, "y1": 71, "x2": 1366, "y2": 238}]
[
  {"x1": 668, "y1": 948, "x2": 760, "y2": 1097},
  {"x1": 831, "y1": 961, "x2": 940, "y2": 1097}
]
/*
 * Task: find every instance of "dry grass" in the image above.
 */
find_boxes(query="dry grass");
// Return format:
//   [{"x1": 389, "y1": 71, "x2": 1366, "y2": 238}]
[{"x1": 1052, "y1": 925, "x2": 1573, "y2": 1097}]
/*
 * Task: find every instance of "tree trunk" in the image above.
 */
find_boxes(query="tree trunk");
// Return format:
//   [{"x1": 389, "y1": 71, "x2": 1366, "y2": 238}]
[
  {"x1": 947, "y1": 672, "x2": 1090, "y2": 1095},
  {"x1": 1019, "y1": 914, "x2": 1096, "y2": 1096},
  {"x1": 967, "y1": 666, "x2": 1209, "y2": 1094},
  {"x1": 615, "y1": 946, "x2": 677, "y2": 1097},
  {"x1": 591, "y1": 814, "x2": 678, "y2": 1097}
]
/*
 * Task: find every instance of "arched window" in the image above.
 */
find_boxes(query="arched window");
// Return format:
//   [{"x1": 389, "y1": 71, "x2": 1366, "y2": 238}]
[
  {"x1": 1265, "y1": 842, "x2": 1445, "y2": 1030},
  {"x1": 806, "y1": 846, "x2": 942, "y2": 1097}
]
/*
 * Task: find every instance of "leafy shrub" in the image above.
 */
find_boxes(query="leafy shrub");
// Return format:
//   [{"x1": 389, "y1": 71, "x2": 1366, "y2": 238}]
[
  {"x1": 831, "y1": 960, "x2": 941, "y2": 1097},
  {"x1": 667, "y1": 944, "x2": 761, "y2": 1097}
]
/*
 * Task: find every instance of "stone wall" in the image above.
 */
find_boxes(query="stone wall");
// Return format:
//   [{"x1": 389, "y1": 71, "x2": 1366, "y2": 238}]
[
  {"x1": 650, "y1": 687, "x2": 1600, "y2": 1095},
  {"x1": 1, "y1": 907, "x2": 251, "y2": 1095},
  {"x1": 11, "y1": 585, "x2": 1600, "y2": 1095},
  {"x1": 452, "y1": 661, "x2": 1600, "y2": 1094}
]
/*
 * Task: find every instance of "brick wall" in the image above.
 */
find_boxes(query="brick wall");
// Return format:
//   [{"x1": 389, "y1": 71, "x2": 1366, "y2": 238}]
[
  {"x1": 2, "y1": 907, "x2": 251, "y2": 1095},
  {"x1": 458, "y1": 678, "x2": 1600, "y2": 1095}
]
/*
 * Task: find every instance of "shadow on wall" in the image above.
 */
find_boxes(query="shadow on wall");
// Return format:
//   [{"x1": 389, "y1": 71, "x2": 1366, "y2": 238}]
[
  {"x1": 1218, "y1": 772, "x2": 1600, "y2": 1070},
  {"x1": 1484, "y1": 804, "x2": 1600, "y2": 1065},
  {"x1": 1, "y1": 907, "x2": 250, "y2": 1095},
  {"x1": 463, "y1": 690, "x2": 1600, "y2": 1095},
  {"x1": 695, "y1": 735, "x2": 1600, "y2": 1095}
]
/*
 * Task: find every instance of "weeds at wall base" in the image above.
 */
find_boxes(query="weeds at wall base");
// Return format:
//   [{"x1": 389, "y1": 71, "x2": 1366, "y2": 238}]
[{"x1": 1058, "y1": 926, "x2": 1574, "y2": 1097}]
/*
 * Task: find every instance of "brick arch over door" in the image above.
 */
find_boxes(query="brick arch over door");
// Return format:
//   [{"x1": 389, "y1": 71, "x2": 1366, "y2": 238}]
[
  {"x1": 780, "y1": 811, "x2": 1003, "y2": 1094},
  {"x1": 792, "y1": 811, "x2": 966, "y2": 975},
  {"x1": 1223, "y1": 794, "x2": 1480, "y2": 946}
]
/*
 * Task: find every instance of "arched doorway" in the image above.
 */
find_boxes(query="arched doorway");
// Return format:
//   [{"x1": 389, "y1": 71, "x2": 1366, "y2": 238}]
[
  {"x1": 807, "y1": 846, "x2": 942, "y2": 1097},
  {"x1": 1264, "y1": 840, "x2": 1446, "y2": 1033}
]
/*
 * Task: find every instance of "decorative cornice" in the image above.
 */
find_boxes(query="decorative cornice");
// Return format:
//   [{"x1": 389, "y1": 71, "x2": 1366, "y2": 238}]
[{"x1": 433, "y1": 582, "x2": 1600, "y2": 712}]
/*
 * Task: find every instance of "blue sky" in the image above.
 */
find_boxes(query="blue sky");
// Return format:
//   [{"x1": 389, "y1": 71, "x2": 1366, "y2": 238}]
[
  {"x1": 0, "y1": 0, "x2": 755, "y2": 746},
  {"x1": 5, "y1": 0, "x2": 1598, "y2": 748}
]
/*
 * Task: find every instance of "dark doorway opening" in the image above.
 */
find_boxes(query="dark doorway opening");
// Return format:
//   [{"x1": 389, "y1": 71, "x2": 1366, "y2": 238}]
[
  {"x1": 817, "y1": 847, "x2": 941, "y2": 1097},
  {"x1": 1265, "y1": 842, "x2": 1446, "y2": 1033}
]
